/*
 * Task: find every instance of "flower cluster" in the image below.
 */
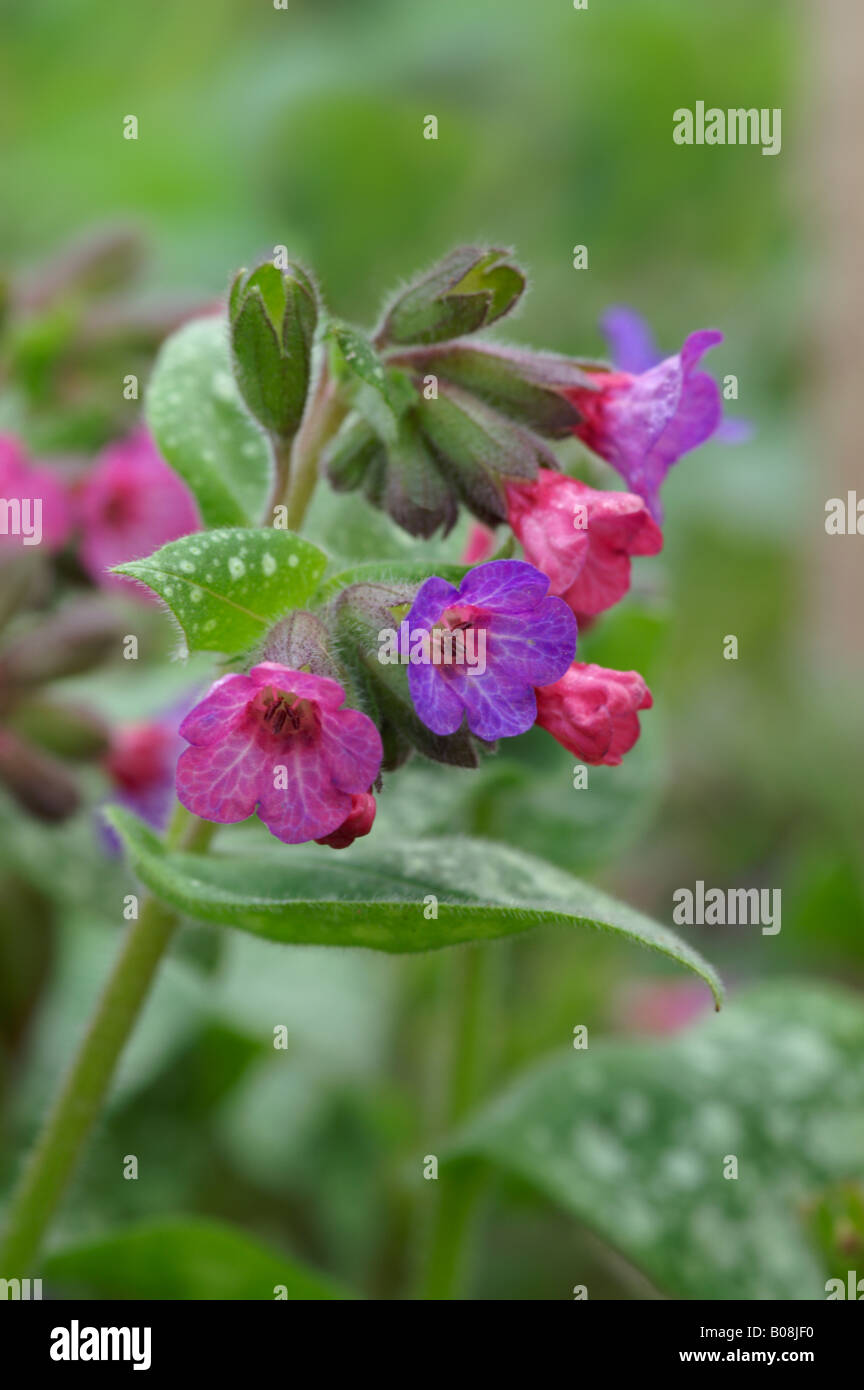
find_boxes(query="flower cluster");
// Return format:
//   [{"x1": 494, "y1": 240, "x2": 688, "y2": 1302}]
[
  {"x1": 164, "y1": 257, "x2": 728, "y2": 846},
  {"x1": 40, "y1": 249, "x2": 726, "y2": 852}
]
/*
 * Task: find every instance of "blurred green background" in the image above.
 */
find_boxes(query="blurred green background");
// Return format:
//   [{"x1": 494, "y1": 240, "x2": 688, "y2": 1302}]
[{"x1": 1, "y1": 0, "x2": 862, "y2": 1301}]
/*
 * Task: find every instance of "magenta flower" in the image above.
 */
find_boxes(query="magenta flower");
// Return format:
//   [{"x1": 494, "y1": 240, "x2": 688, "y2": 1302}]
[
  {"x1": 565, "y1": 330, "x2": 724, "y2": 520},
  {"x1": 460, "y1": 521, "x2": 496, "y2": 565},
  {"x1": 315, "y1": 791, "x2": 377, "y2": 849},
  {"x1": 535, "y1": 661, "x2": 652, "y2": 766},
  {"x1": 101, "y1": 718, "x2": 182, "y2": 849},
  {"x1": 404, "y1": 559, "x2": 576, "y2": 742},
  {"x1": 77, "y1": 427, "x2": 200, "y2": 596},
  {"x1": 176, "y1": 663, "x2": 383, "y2": 846},
  {"x1": 612, "y1": 979, "x2": 712, "y2": 1036},
  {"x1": 0, "y1": 435, "x2": 71, "y2": 552},
  {"x1": 601, "y1": 305, "x2": 752, "y2": 446},
  {"x1": 505, "y1": 470, "x2": 662, "y2": 617}
]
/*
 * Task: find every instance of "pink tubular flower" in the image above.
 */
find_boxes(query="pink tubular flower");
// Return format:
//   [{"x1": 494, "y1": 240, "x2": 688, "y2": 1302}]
[
  {"x1": 535, "y1": 661, "x2": 652, "y2": 766},
  {"x1": 564, "y1": 330, "x2": 724, "y2": 520},
  {"x1": 0, "y1": 434, "x2": 71, "y2": 552},
  {"x1": 505, "y1": 471, "x2": 662, "y2": 617},
  {"x1": 77, "y1": 427, "x2": 200, "y2": 595},
  {"x1": 99, "y1": 717, "x2": 183, "y2": 853},
  {"x1": 315, "y1": 791, "x2": 377, "y2": 849},
  {"x1": 460, "y1": 522, "x2": 497, "y2": 565},
  {"x1": 176, "y1": 663, "x2": 383, "y2": 846}
]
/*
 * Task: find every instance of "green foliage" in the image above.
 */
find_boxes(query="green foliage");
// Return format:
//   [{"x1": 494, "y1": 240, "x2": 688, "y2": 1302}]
[
  {"x1": 450, "y1": 984, "x2": 864, "y2": 1299},
  {"x1": 114, "y1": 528, "x2": 327, "y2": 654},
  {"x1": 146, "y1": 317, "x2": 274, "y2": 527},
  {"x1": 108, "y1": 809, "x2": 723, "y2": 1004},
  {"x1": 326, "y1": 321, "x2": 399, "y2": 445},
  {"x1": 44, "y1": 1217, "x2": 350, "y2": 1300}
]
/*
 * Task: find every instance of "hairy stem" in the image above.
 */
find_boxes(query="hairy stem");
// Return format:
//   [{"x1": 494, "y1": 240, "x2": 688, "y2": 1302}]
[
  {"x1": 0, "y1": 371, "x2": 336, "y2": 1277},
  {"x1": 272, "y1": 365, "x2": 347, "y2": 529},
  {"x1": 0, "y1": 808, "x2": 215, "y2": 1277},
  {"x1": 421, "y1": 945, "x2": 494, "y2": 1300}
]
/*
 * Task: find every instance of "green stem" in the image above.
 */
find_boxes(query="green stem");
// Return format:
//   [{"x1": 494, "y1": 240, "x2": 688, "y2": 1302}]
[
  {"x1": 1, "y1": 373, "x2": 335, "y2": 1278},
  {"x1": 273, "y1": 367, "x2": 347, "y2": 529},
  {"x1": 421, "y1": 945, "x2": 493, "y2": 1300},
  {"x1": 0, "y1": 808, "x2": 215, "y2": 1277}
]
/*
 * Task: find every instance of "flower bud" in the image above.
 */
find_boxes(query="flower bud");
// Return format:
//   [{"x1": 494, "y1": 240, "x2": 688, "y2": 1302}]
[
  {"x1": 535, "y1": 662, "x2": 652, "y2": 765},
  {"x1": 379, "y1": 246, "x2": 525, "y2": 346},
  {"x1": 391, "y1": 342, "x2": 586, "y2": 437},
  {"x1": 324, "y1": 407, "x2": 457, "y2": 540},
  {"x1": 260, "y1": 610, "x2": 344, "y2": 684},
  {"x1": 229, "y1": 259, "x2": 318, "y2": 439},
  {"x1": 417, "y1": 382, "x2": 551, "y2": 526},
  {"x1": 314, "y1": 791, "x2": 376, "y2": 849},
  {"x1": 383, "y1": 417, "x2": 457, "y2": 539},
  {"x1": 324, "y1": 413, "x2": 383, "y2": 495}
]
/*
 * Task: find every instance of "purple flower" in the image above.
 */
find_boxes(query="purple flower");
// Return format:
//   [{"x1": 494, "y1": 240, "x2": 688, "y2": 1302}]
[
  {"x1": 601, "y1": 305, "x2": 753, "y2": 447},
  {"x1": 403, "y1": 559, "x2": 577, "y2": 741},
  {"x1": 565, "y1": 330, "x2": 723, "y2": 521}
]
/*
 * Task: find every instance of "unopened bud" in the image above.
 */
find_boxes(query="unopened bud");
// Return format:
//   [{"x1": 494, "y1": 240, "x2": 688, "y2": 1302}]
[
  {"x1": 229, "y1": 259, "x2": 318, "y2": 438},
  {"x1": 379, "y1": 246, "x2": 525, "y2": 347},
  {"x1": 417, "y1": 382, "x2": 552, "y2": 526},
  {"x1": 390, "y1": 341, "x2": 589, "y2": 437}
]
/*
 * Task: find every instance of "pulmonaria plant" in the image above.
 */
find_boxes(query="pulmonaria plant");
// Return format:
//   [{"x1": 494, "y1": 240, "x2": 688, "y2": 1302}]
[
  {"x1": 0, "y1": 243, "x2": 730, "y2": 1291},
  {"x1": 97, "y1": 244, "x2": 727, "y2": 849}
]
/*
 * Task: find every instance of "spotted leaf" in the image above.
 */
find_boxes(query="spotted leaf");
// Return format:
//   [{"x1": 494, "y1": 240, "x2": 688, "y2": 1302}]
[{"x1": 113, "y1": 529, "x2": 327, "y2": 655}]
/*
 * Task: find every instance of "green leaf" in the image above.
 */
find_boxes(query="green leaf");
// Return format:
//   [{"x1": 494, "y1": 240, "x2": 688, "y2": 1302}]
[
  {"x1": 326, "y1": 321, "x2": 398, "y2": 444},
  {"x1": 448, "y1": 983, "x2": 864, "y2": 1299},
  {"x1": 114, "y1": 528, "x2": 328, "y2": 655},
  {"x1": 108, "y1": 809, "x2": 722, "y2": 1006},
  {"x1": 146, "y1": 316, "x2": 274, "y2": 527},
  {"x1": 44, "y1": 1217, "x2": 350, "y2": 1300}
]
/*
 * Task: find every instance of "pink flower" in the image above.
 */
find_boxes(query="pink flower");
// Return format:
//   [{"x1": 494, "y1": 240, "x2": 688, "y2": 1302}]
[
  {"x1": 505, "y1": 471, "x2": 662, "y2": 616},
  {"x1": 535, "y1": 661, "x2": 652, "y2": 765},
  {"x1": 564, "y1": 330, "x2": 723, "y2": 520},
  {"x1": 0, "y1": 434, "x2": 71, "y2": 552},
  {"x1": 612, "y1": 980, "x2": 712, "y2": 1035},
  {"x1": 315, "y1": 791, "x2": 377, "y2": 849},
  {"x1": 176, "y1": 663, "x2": 383, "y2": 845},
  {"x1": 77, "y1": 427, "x2": 200, "y2": 595},
  {"x1": 460, "y1": 522, "x2": 497, "y2": 565},
  {"x1": 104, "y1": 720, "x2": 181, "y2": 833}
]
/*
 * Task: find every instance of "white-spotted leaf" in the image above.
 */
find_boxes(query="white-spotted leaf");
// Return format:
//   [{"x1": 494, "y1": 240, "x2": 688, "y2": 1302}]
[
  {"x1": 146, "y1": 315, "x2": 274, "y2": 527},
  {"x1": 108, "y1": 810, "x2": 723, "y2": 1006},
  {"x1": 114, "y1": 528, "x2": 327, "y2": 654}
]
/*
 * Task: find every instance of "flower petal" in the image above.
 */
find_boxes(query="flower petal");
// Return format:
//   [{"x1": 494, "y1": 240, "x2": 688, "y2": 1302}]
[{"x1": 179, "y1": 673, "x2": 258, "y2": 747}]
